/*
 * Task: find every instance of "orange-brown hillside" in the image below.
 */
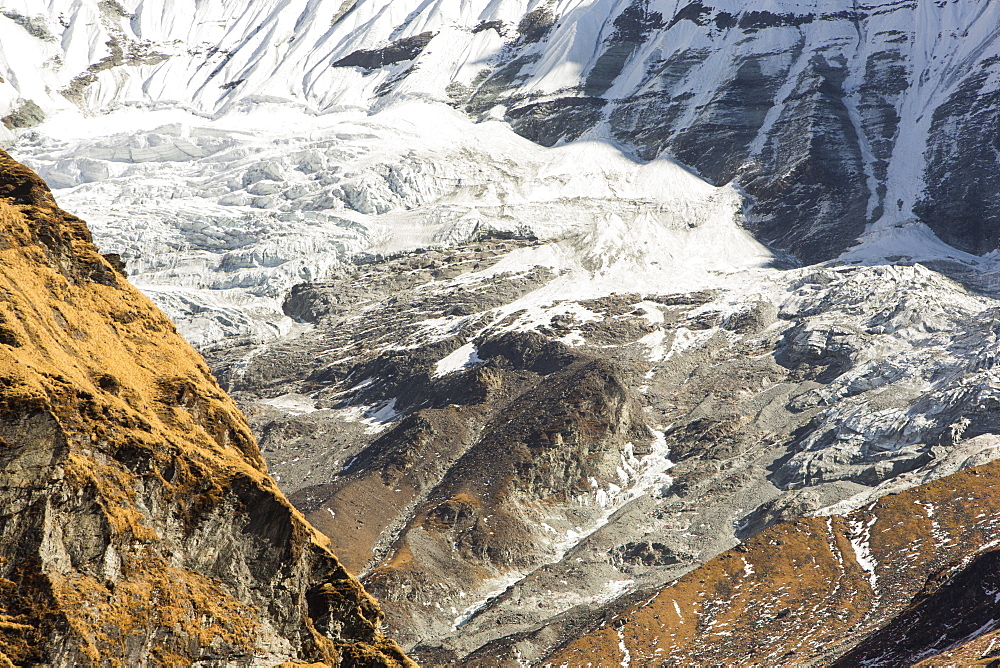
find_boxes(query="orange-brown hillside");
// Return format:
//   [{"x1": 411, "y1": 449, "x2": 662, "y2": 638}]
[
  {"x1": 544, "y1": 456, "x2": 1000, "y2": 666},
  {"x1": 0, "y1": 149, "x2": 414, "y2": 666}
]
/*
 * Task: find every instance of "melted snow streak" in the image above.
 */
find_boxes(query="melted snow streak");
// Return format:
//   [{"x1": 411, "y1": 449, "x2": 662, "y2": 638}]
[{"x1": 847, "y1": 516, "x2": 879, "y2": 592}]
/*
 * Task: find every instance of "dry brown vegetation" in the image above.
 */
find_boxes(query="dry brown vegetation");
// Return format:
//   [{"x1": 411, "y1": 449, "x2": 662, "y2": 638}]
[
  {"x1": 548, "y1": 459, "x2": 1000, "y2": 666},
  {"x1": 0, "y1": 150, "x2": 414, "y2": 666}
]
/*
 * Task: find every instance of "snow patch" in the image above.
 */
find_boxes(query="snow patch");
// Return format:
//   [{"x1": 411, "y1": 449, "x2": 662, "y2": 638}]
[
  {"x1": 338, "y1": 398, "x2": 402, "y2": 434},
  {"x1": 259, "y1": 393, "x2": 318, "y2": 415},
  {"x1": 434, "y1": 342, "x2": 484, "y2": 377},
  {"x1": 847, "y1": 517, "x2": 879, "y2": 592},
  {"x1": 452, "y1": 573, "x2": 522, "y2": 630}
]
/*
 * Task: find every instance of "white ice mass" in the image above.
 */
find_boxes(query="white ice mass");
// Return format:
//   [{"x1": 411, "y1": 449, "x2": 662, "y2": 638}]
[
  {"x1": 5, "y1": 0, "x2": 1000, "y2": 347},
  {"x1": 13, "y1": 97, "x2": 773, "y2": 347}
]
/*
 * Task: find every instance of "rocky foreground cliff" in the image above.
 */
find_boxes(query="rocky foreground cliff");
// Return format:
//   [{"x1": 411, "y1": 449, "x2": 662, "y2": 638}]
[{"x1": 0, "y1": 149, "x2": 412, "y2": 666}]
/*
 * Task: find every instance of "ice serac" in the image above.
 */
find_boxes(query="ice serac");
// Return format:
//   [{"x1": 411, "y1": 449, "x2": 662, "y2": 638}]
[{"x1": 0, "y1": 150, "x2": 412, "y2": 666}]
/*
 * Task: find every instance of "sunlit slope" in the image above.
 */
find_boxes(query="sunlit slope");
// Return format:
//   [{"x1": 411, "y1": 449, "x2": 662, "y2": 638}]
[{"x1": 0, "y1": 149, "x2": 411, "y2": 666}]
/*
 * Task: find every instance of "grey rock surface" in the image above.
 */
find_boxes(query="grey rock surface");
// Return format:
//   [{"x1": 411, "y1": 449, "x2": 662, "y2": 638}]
[{"x1": 205, "y1": 236, "x2": 1000, "y2": 662}]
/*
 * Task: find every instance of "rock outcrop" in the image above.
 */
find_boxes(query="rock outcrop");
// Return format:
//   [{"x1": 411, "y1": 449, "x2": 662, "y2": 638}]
[{"x1": 0, "y1": 149, "x2": 412, "y2": 666}]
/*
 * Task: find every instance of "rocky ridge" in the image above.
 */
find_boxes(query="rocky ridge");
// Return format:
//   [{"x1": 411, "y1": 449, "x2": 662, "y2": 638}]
[
  {"x1": 547, "y1": 455, "x2": 1000, "y2": 666},
  {"x1": 0, "y1": 149, "x2": 412, "y2": 666}
]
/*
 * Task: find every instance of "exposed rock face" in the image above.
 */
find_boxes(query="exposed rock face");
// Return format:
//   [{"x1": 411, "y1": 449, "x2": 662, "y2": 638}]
[
  {"x1": 332, "y1": 32, "x2": 436, "y2": 71},
  {"x1": 0, "y1": 150, "x2": 412, "y2": 666},
  {"x1": 0, "y1": 99, "x2": 43, "y2": 130},
  {"x1": 453, "y1": 0, "x2": 1000, "y2": 263}
]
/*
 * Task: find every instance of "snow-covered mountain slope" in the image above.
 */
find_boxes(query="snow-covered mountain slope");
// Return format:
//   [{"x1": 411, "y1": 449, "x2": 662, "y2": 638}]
[
  {"x1": 4, "y1": 0, "x2": 1000, "y2": 347},
  {"x1": 2, "y1": 0, "x2": 1000, "y2": 336},
  {"x1": 6, "y1": 0, "x2": 1000, "y2": 265}
]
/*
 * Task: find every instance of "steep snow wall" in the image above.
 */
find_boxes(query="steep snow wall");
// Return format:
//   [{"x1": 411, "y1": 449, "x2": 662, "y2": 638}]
[{"x1": 6, "y1": 1, "x2": 1000, "y2": 263}]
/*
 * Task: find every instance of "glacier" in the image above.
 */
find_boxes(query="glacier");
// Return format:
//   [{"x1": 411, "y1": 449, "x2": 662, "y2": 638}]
[
  {"x1": 14, "y1": 99, "x2": 773, "y2": 346},
  {"x1": 6, "y1": 0, "x2": 1000, "y2": 343}
]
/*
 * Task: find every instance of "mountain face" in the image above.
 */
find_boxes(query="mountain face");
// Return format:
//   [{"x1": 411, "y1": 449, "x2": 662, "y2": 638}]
[
  {"x1": 212, "y1": 238, "x2": 1000, "y2": 664},
  {"x1": 6, "y1": 0, "x2": 1000, "y2": 345},
  {"x1": 6, "y1": 0, "x2": 1000, "y2": 665},
  {"x1": 6, "y1": 0, "x2": 1000, "y2": 270},
  {"x1": 0, "y1": 149, "x2": 411, "y2": 666}
]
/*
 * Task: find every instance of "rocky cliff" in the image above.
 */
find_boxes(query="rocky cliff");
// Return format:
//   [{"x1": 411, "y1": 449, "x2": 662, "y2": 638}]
[{"x1": 0, "y1": 149, "x2": 412, "y2": 666}]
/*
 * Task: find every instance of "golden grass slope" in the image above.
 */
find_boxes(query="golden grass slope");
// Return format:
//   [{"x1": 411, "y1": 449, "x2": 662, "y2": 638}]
[
  {"x1": 547, "y1": 457, "x2": 1000, "y2": 666},
  {"x1": 0, "y1": 149, "x2": 414, "y2": 667}
]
